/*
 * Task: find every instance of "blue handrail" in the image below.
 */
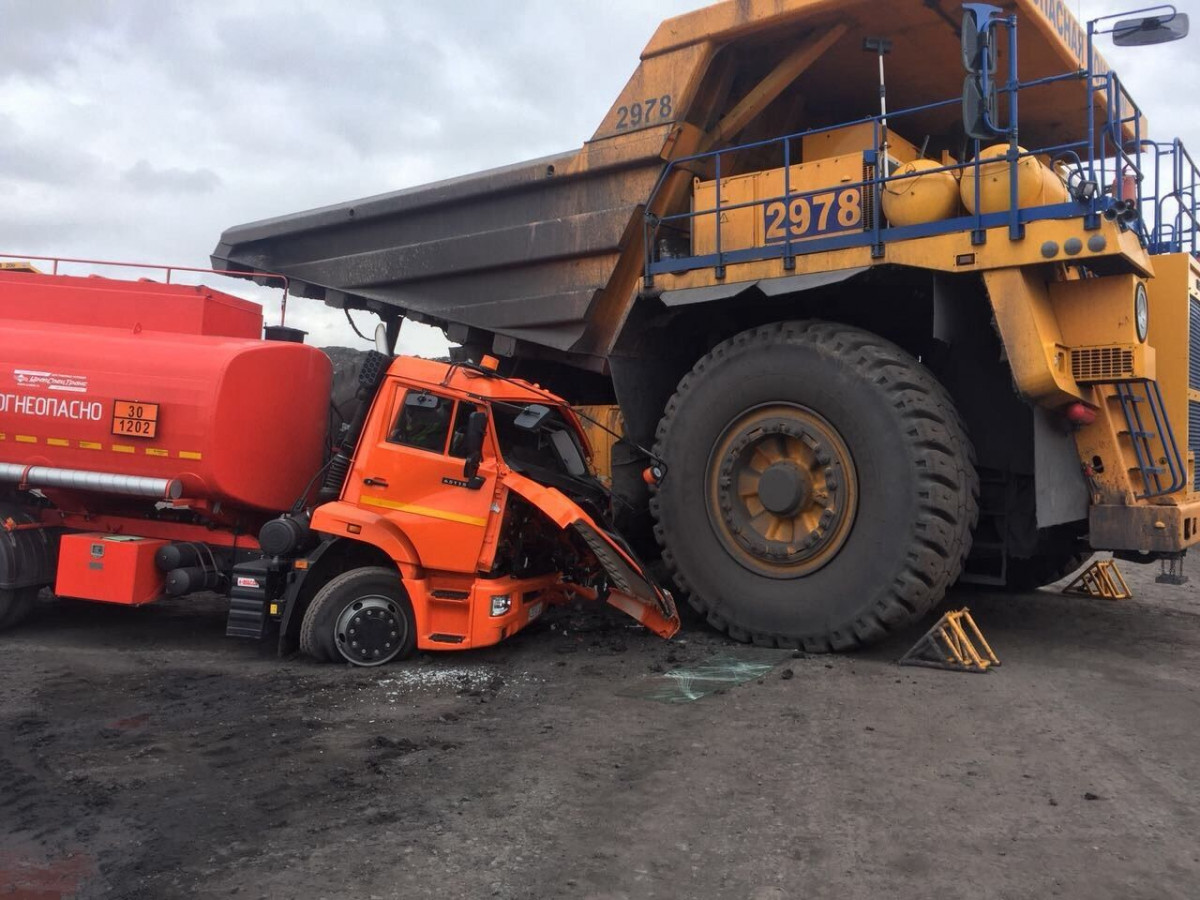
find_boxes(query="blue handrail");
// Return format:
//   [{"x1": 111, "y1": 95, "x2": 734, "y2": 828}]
[
  {"x1": 1113, "y1": 380, "x2": 1188, "y2": 498},
  {"x1": 642, "y1": 17, "x2": 1198, "y2": 283}
]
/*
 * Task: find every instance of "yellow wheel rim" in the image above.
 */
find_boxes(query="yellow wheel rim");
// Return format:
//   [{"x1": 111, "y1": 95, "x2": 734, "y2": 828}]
[{"x1": 706, "y1": 403, "x2": 858, "y2": 578}]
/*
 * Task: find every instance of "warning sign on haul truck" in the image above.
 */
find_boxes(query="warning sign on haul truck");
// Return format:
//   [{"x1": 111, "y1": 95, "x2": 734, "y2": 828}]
[{"x1": 111, "y1": 400, "x2": 159, "y2": 438}]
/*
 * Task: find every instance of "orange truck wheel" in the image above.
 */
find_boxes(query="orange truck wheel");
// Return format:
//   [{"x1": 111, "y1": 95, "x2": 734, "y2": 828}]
[{"x1": 300, "y1": 567, "x2": 416, "y2": 666}]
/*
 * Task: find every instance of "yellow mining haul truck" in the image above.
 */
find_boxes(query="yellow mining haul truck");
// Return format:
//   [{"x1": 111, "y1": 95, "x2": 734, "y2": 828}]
[{"x1": 213, "y1": 1, "x2": 1198, "y2": 651}]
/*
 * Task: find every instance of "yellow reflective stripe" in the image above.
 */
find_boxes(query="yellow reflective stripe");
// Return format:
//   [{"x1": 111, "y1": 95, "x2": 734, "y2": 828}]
[
  {"x1": 19, "y1": 440, "x2": 200, "y2": 456},
  {"x1": 359, "y1": 494, "x2": 487, "y2": 527}
]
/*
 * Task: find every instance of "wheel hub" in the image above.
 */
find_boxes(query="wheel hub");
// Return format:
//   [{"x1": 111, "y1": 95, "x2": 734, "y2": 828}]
[
  {"x1": 707, "y1": 403, "x2": 858, "y2": 578},
  {"x1": 335, "y1": 595, "x2": 406, "y2": 666},
  {"x1": 757, "y1": 462, "x2": 810, "y2": 515}
]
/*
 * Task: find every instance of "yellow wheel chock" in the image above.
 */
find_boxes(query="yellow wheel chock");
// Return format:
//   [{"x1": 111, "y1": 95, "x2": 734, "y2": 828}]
[
  {"x1": 899, "y1": 608, "x2": 1000, "y2": 673},
  {"x1": 1062, "y1": 559, "x2": 1132, "y2": 600}
]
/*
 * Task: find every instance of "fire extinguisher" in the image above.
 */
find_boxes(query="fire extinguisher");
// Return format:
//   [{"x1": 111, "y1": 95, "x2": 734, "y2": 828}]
[{"x1": 1110, "y1": 167, "x2": 1138, "y2": 202}]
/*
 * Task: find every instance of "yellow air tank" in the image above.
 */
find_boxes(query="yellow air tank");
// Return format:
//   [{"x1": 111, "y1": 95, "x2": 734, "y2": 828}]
[
  {"x1": 882, "y1": 159, "x2": 961, "y2": 226},
  {"x1": 960, "y1": 144, "x2": 1068, "y2": 214}
]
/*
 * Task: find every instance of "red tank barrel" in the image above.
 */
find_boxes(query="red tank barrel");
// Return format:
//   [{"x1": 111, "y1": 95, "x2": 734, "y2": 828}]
[{"x1": 0, "y1": 272, "x2": 331, "y2": 515}]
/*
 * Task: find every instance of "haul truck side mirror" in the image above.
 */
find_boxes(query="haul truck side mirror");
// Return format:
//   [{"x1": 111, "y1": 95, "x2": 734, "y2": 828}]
[
  {"x1": 1111, "y1": 10, "x2": 1188, "y2": 46},
  {"x1": 462, "y1": 411, "x2": 489, "y2": 488},
  {"x1": 961, "y1": 3, "x2": 1005, "y2": 141},
  {"x1": 1090, "y1": 6, "x2": 1189, "y2": 73},
  {"x1": 961, "y1": 4, "x2": 998, "y2": 74}
]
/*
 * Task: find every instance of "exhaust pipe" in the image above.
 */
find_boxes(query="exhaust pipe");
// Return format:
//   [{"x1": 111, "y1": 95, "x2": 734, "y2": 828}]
[
  {"x1": 1103, "y1": 199, "x2": 1141, "y2": 226},
  {"x1": 0, "y1": 463, "x2": 182, "y2": 500}
]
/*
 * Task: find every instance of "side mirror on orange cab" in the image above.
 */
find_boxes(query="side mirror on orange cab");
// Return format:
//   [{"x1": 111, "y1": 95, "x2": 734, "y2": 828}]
[{"x1": 463, "y1": 411, "x2": 489, "y2": 484}]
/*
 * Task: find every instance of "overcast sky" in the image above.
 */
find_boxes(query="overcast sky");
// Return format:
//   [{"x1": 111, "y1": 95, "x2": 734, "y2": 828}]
[{"x1": 2, "y1": 0, "x2": 1196, "y2": 355}]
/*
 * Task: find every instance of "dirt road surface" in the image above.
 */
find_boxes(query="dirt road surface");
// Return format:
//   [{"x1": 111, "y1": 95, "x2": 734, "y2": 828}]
[{"x1": 2, "y1": 562, "x2": 1197, "y2": 900}]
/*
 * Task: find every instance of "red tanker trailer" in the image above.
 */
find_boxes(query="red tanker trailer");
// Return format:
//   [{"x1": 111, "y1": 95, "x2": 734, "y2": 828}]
[{"x1": 0, "y1": 264, "x2": 678, "y2": 665}]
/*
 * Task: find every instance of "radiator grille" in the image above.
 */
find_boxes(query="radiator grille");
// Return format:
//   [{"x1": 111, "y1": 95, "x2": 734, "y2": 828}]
[
  {"x1": 1071, "y1": 346, "x2": 1135, "y2": 382},
  {"x1": 1191, "y1": 401, "x2": 1200, "y2": 458},
  {"x1": 1190, "y1": 298, "x2": 1200, "y2": 389}
]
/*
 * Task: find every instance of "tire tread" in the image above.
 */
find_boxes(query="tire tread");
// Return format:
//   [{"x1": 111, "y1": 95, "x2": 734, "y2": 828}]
[
  {"x1": 300, "y1": 566, "x2": 411, "y2": 664},
  {"x1": 650, "y1": 321, "x2": 979, "y2": 652}
]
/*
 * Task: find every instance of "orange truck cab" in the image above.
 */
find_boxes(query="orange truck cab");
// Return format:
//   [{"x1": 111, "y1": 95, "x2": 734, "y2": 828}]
[
  {"x1": 0, "y1": 267, "x2": 678, "y2": 665},
  {"x1": 283, "y1": 353, "x2": 681, "y2": 665}
]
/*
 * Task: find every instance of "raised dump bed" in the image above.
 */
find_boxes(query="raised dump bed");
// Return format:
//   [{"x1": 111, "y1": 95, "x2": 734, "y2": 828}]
[{"x1": 212, "y1": 0, "x2": 1125, "y2": 363}]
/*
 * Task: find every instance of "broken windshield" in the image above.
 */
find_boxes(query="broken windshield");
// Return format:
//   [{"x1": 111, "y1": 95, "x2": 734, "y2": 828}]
[{"x1": 491, "y1": 404, "x2": 588, "y2": 479}]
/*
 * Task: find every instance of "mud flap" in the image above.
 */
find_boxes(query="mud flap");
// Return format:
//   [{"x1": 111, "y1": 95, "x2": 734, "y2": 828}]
[{"x1": 502, "y1": 472, "x2": 680, "y2": 639}]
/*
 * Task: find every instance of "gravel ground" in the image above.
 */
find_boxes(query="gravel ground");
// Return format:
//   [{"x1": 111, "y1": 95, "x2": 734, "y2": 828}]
[{"x1": 1, "y1": 561, "x2": 1197, "y2": 899}]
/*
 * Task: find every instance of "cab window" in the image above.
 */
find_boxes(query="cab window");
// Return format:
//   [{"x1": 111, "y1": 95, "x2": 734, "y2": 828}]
[
  {"x1": 448, "y1": 401, "x2": 481, "y2": 459},
  {"x1": 491, "y1": 404, "x2": 589, "y2": 477},
  {"x1": 389, "y1": 391, "x2": 453, "y2": 453}
]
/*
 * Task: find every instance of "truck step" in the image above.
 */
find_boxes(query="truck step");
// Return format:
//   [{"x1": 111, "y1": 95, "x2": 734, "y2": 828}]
[
  {"x1": 961, "y1": 465, "x2": 1011, "y2": 586},
  {"x1": 225, "y1": 560, "x2": 278, "y2": 640},
  {"x1": 1112, "y1": 379, "x2": 1187, "y2": 499},
  {"x1": 226, "y1": 595, "x2": 268, "y2": 639}
]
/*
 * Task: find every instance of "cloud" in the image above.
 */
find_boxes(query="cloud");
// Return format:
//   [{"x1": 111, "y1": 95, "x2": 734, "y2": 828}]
[
  {"x1": 0, "y1": 0, "x2": 699, "y2": 356},
  {"x1": 0, "y1": 0, "x2": 121, "y2": 81},
  {"x1": 0, "y1": 0, "x2": 1195, "y2": 358},
  {"x1": 0, "y1": 114, "x2": 102, "y2": 186},
  {"x1": 121, "y1": 160, "x2": 221, "y2": 194}
]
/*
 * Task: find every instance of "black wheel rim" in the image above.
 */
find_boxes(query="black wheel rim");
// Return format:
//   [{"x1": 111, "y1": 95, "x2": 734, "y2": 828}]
[{"x1": 334, "y1": 594, "x2": 407, "y2": 667}]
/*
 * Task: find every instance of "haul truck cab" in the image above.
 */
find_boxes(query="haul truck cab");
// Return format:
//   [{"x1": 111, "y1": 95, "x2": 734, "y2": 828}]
[{"x1": 0, "y1": 266, "x2": 677, "y2": 665}]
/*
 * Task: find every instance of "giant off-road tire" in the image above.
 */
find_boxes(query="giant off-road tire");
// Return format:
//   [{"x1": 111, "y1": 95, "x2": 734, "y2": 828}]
[
  {"x1": 651, "y1": 322, "x2": 978, "y2": 652},
  {"x1": 1004, "y1": 552, "x2": 1092, "y2": 592},
  {"x1": 324, "y1": 347, "x2": 369, "y2": 426},
  {"x1": 0, "y1": 587, "x2": 37, "y2": 631}
]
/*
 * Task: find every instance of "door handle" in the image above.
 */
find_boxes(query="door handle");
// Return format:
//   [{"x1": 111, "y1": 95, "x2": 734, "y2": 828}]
[{"x1": 363, "y1": 477, "x2": 389, "y2": 488}]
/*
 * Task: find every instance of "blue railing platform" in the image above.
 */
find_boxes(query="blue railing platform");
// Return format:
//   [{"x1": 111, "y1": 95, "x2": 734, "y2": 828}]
[{"x1": 643, "y1": 47, "x2": 1200, "y2": 283}]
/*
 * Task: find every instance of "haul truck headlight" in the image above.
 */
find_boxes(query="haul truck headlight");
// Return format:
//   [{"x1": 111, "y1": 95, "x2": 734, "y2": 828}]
[
  {"x1": 490, "y1": 594, "x2": 512, "y2": 617},
  {"x1": 1135, "y1": 283, "x2": 1149, "y2": 343}
]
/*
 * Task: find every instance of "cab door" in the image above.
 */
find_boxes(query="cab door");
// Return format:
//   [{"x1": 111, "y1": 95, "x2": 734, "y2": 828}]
[{"x1": 344, "y1": 380, "x2": 496, "y2": 573}]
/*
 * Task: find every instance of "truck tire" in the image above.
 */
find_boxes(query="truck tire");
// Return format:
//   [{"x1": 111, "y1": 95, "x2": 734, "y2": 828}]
[
  {"x1": 324, "y1": 347, "x2": 369, "y2": 426},
  {"x1": 1004, "y1": 552, "x2": 1091, "y2": 592},
  {"x1": 300, "y1": 567, "x2": 416, "y2": 666},
  {"x1": 651, "y1": 321, "x2": 978, "y2": 652},
  {"x1": 0, "y1": 587, "x2": 37, "y2": 631}
]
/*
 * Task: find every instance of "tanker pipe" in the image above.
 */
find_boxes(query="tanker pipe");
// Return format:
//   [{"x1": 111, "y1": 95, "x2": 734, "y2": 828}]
[{"x1": 0, "y1": 463, "x2": 183, "y2": 500}]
